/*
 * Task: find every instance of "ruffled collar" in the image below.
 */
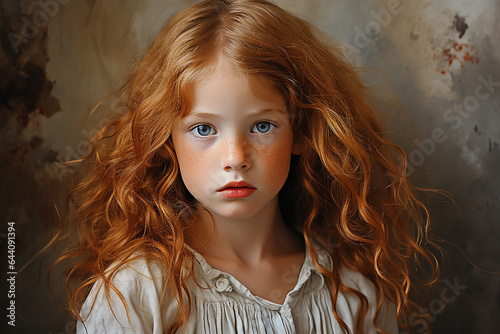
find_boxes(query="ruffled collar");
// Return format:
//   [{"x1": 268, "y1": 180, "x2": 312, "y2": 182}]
[{"x1": 183, "y1": 238, "x2": 333, "y2": 309}]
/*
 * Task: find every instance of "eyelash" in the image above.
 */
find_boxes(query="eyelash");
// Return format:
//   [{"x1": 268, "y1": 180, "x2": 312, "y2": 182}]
[
  {"x1": 189, "y1": 124, "x2": 215, "y2": 137},
  {"x1": 189, "y1": 121, "x2": 277, "y2": 137}
]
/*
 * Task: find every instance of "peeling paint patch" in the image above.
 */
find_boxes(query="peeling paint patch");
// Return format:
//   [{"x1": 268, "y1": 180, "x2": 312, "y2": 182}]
[
  {"x1": 0, "y1": 0, "x2": 62, "y2": 170},
  {"x1": 454, "y1": 14, "x2": 469, "y2": 38},
  {"x1": 2, "y1": 61, "x2": 61, "y2": 124}
]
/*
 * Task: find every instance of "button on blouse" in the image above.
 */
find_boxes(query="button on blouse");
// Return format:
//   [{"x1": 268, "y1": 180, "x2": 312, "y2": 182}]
[{"x1": 214, "y1": 277, "x2": 232, "y2": 293}]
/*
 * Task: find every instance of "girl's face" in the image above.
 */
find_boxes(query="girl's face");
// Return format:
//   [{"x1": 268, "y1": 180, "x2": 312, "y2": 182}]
[{"x1": 171, "y1": 61, "x2": 301, "y2": 221}]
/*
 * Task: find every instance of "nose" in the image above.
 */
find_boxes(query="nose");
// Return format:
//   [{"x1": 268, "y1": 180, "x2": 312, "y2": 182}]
[{"x1": 221, "y1": 133, "x2": 251, "y2": 172}]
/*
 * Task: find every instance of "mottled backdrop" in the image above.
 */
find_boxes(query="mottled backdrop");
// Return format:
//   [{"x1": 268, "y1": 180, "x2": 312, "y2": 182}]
[{"x1": 1, "y1": 0, "x2": 499, "y2": 333}]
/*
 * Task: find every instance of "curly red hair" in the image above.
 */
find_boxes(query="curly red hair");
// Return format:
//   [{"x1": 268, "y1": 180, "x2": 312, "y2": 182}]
[{"x1": 53, "y1": 1, "x2": 439, "y2": 333}]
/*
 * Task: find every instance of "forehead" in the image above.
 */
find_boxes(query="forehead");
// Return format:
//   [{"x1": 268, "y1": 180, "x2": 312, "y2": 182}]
[
  {"x1": 196, "y1": 57, "x2": 283, "y2": 103},
  {"x1": 179, "y1": 59, "x2": 286, "y2": 118}
]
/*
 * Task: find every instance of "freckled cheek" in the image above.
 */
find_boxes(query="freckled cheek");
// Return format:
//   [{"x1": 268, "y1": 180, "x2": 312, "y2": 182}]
[
  {"x1": 260, "y1": 140, "x2": 293, "y2": 186},
  {"x1": 175, "y1": 141, "x2": 209, "y2": 188}
]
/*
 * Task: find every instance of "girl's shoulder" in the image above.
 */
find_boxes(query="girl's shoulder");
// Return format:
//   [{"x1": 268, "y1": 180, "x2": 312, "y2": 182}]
[
  {"x1": 313, "y1": 240, "x2": 398, "y2": 332},
  {"x1": 107, "y1": 254, "x2": 166, "y2": 283},
  {"x1": 77, "y1": 254, "x2": 179, "y2": 333},
  {"x1": 339, "y1": 265, "x2": 378, "y2": 299},
  {"x1": 90, "y1": 253, "x2": 168, "y2": 296},
  {"x1": 311, "y1": 239, "x2": 377, "y2": 294},
  {"x1": 340, "y1": 266, "x2": 398, "y2": 333},
  {"x1": 337, "y1": 265, "x2": 398, "y2": 333}
]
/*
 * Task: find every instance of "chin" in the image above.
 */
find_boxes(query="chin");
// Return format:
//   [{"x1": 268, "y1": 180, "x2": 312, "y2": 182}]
[
  {"x1": 215, "y1": 203, "x2": 265, "y2": 221},
  {"x1": 220, "y1": 210, "x2": 260, "y2": 221}
]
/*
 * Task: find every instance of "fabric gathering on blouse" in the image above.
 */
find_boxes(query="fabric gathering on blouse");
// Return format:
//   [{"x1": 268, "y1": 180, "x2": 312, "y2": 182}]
[{"x1": 76, "y1": 241, "x2": 399, "y2": 333}]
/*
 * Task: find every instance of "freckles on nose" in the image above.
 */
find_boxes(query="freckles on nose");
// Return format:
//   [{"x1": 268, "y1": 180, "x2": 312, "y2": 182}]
[
  {"x1": 219, "y1": 135, "x2": 252, "y2": 168},
  {"x1": 230, "y1": 142, "x2": 246, "y2": 157},
  {"x1": 224, "y1": 134, "x2": 249, "y2": 154}
]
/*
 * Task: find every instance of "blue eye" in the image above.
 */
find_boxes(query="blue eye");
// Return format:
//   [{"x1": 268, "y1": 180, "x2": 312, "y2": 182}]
[
  {"x1": 193, "y1": 124, "x2": 216, "y2": 137},
  {"x1": 252, "y1": 122, "x2": 276, "y2": 133}
]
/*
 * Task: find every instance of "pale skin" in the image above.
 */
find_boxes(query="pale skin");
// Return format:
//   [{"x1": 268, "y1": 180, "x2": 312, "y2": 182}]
[{"x1": 171, "y1": 58, "x2": 305, "y2": 304}]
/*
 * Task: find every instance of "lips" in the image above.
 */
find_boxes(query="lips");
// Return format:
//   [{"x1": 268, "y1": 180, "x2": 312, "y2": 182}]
[
  {"x1": 217, "y1": 181, "x2": 256, "y2": 192},
  {"x1": 217, "y1": 181, "x2": 257, "y2": 199}
]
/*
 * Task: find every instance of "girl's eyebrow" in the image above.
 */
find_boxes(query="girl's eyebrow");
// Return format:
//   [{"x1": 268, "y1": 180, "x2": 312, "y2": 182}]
[{"x1": 184, "y1": 108, "x2": 286, "y2": 120}]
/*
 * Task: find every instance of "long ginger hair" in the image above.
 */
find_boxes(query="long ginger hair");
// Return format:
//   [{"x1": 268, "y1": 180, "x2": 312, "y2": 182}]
[{"x1": 56, "y1": 0, "x2": 439, "y2": 333}]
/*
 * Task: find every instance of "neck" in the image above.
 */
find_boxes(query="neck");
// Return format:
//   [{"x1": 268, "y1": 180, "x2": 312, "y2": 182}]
[{"x1": 187, "y1": 196, "x2": 302, "y2": 266}]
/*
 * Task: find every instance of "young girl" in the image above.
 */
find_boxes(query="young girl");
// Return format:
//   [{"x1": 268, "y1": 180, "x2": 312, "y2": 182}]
[{"x1": 63, "y1": 0, "x2": 438, "y2": 333}]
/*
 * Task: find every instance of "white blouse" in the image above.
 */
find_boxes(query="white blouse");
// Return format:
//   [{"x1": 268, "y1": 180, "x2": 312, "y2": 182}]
[{"x1": 77, "y1": 242, "x2": 399, "y2": 333}]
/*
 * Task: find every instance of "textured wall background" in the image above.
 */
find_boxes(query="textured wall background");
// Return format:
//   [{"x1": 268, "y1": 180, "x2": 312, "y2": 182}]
[{"x1": 1, "y1": 0, "x2": 499, "y2": 333}]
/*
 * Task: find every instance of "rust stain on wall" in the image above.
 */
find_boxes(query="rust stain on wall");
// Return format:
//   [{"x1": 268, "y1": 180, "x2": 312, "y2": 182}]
[{"x1": 442, "y1": 42, "x2": 479, "y2": 66}]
